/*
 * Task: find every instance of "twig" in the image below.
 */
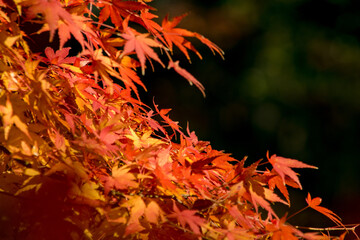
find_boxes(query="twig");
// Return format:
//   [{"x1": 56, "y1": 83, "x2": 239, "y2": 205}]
[{"x1": 295, "y1": 224, "x2": 360, "y2": 240}]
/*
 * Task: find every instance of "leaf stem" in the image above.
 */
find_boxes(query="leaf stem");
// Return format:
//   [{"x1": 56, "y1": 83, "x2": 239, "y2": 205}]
[{"x1": 286, "y1": 206, "x2": 309, "y2": 221}]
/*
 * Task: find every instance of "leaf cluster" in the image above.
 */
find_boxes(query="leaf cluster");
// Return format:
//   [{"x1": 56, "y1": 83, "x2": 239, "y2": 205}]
[{"x1": 0, "y1": 0, "x2": 355, "y2": 239}]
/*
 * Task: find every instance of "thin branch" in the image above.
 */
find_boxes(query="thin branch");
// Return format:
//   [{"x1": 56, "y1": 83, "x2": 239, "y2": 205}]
[
  {"x1": 296, "y1": 224, "x2": 360, "y2": 240},
  {"x1": 286, "y1": 206, "x2": 309, "y2": 221}
]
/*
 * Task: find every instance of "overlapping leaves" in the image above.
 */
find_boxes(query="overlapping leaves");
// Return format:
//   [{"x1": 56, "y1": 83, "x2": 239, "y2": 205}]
[{"x1": 0, "y1": 0, "x2": 352, "y2": 239}]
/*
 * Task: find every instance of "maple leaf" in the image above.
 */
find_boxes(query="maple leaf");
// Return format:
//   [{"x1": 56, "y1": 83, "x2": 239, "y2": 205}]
[
  {"x1": 98, "y1": 0, "x2": 154, "y2": 28},
  {"x1": 101, "y1": 165, "x2": 138, "y2": 194},
  {"x1": 144, "y1": 110, "x2": 166, "y2": 135},
  {"x1": 267, "y1": 151, "x2": 317, "y2": 189},
  {"x1": 99, "y1": 30, "x2": 125, "y2": 56},
  {"x1": 161, "y1": 14, "x2": 202, "y2": 60},
  {"x1": 48, "y1": 129, "x2": 67, "y2": 152},
  {"x1": 266, "y1": 216, "x2": 304, "y2": 240},
  {"x1": 153, "y1": 164, "x2": 177, "y2": 190},
  {"x1": 96, "y1": 125, "x2": 121, "y2": 153},
  {"x1": 268, "y1": 175, "x2": 291, "y2": 205},
  {"x1": 0, "y1": 94, "x2": 31, "y2": 140},
  {"x1": 57, "y1": 14, "x2": 91, "y2": 49},
  {"x1": 112, "y1": 0, "x2": 154, "y2": 12},
  {"x1": 168, "y1": 60, "x2": 205, "y2": 97},
  {"x1": 140, "y1": 10, "x2": 164, "y2": 41},
  {"x1": 168, "y1": 201, "x2": 206, "y2": 235},
  {"x1": 69, "y1": 182, "x2": 105, "y2": 207},
  {"x1": 121, "y1": 18, "x2": 164, "y2": 75},
  {"x1": 159, "y1": 14, "x2": 224, "y2": 60},
  {"x1": 193, "y1": 32, "x2": 225, "y2": 59},
  {"x1": 64, "y1": 112, "x2": 76, "y2": 133},
  {"x1": 144, "y1": 201, "x2": 163, "y2": 224},
  {"x1": 306, "y1": 193, "x2": 342, "y2": 226},
  {"x1": 191, "y1": 155, "x2": 221, "y2": 172},
  {"x1": 153, "y1": 102, "x2": 181, "y2": 135},
  {"x1": 118, "y1": 56, "x2": 147, "y2": 98},
  {"x1": 218, "y1": 220, "x2": 255, "y2": 240},
  {"x1": 24, "y1": 0, "x2": 83, "y2": 46},
  {"x1": 249, "y1": 184, "x2": 277, "y2": 219},
  {"x1": 123, "y1": 196, "x2": 146, "y2": 236},
  {"x1": 80, "y1": 48, "x2": 122, "y2": 94},
  {"x1": 44, "y1": 47, "x2": 76, "y2": 65},
  {"x1": 126, "y1": 128, "x2": 163, "y2": 149},
  {"x1": 228, "y1": 205, "x2": 256, "y2": 229}
]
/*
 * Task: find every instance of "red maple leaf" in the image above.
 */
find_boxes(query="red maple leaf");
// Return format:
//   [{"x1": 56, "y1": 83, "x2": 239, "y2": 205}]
[
  {"x1": 113, "y1": 0, "x2": 154, "y2": 12},
  {"x1": 25, "y1": 0, "x2": 84, "y2": 47},
  {"x1": 168, "y1": 60, "x2": 205, "y2": 97},
  {"x1": 266, "y1": 216, "x2": 304, "y2": 240},
  {"x1": 267, "y1": 151, "x2": 317, "y2": 189},
  {"x1": 44, "y1": 47, "x2": 75, "y2": 65},
  {"x1": 168, "y1": 201, "x2": 205, "y2": 235},
  {"x1": 98, "y1": 0, "x2": 154, "y2": 28}
]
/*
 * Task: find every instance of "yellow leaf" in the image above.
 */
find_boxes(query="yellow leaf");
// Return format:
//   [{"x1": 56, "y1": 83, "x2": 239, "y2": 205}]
[
  {"x1": 83, "y1": 229, "x2": 93, "y2": 240},
  {"x1": 145, "y1": 201, "x2": 163, "y2": 224},
  {"x1": 15, "y1": 183, "x2": 42, "y2": 196},
  {"x1": 24, "y1": 168, "x2": 40, "y2": 176},
  {"x1": 0, "y1": 94, "x2": 31, "y2": 140},
  {"x1": 0, "y1": 10, "x2": 10, "y2": 22},
  {"x1": 123, "y1": 196, "x2": 146, "y2": 236},
  {"x1": 80, "y1": 182, "x2": 105, "y2": 201},
  {"x1": 21, "y1": 141, "x2": 32, "y2": 156},
  {"x1": 126, "y1": 128, "x2": 163, "y2": 149},
  {"x1": 12, "y1": 115, "x2": 31, "y2": 139},
  {"x1": 72, "y1": 161, "x2": 89, "y2": 180},
  {"x1": 4, "y1": 36, "x2": 19, "y2": 48}
]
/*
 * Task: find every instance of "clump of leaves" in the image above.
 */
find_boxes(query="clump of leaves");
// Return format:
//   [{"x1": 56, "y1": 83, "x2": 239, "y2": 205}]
[{"x1": 0, "y1": 0, "x2": 358, "y2": 239}]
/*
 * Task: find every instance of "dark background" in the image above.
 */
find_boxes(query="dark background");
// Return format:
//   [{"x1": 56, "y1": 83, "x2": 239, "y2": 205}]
[{"x1": 140, "y1": 0, "x2": 360, "y2": 228}]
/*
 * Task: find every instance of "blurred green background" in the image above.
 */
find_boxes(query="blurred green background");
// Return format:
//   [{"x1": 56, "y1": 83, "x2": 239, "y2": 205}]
[{"x1": 141, "y1": 0, "x2": 360, "y2": 227}]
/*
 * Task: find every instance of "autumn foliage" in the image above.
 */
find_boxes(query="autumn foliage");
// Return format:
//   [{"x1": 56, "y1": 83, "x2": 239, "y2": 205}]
[{"x1": 0, "y1": 0, "x2": 355, "y2": 239}]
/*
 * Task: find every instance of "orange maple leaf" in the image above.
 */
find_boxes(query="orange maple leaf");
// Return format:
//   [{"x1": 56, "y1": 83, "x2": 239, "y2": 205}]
[
  {"x1": 100, "y1": 165, "x2": 138, "y2": 194},
  {"x1": 140, "y1": 10, "x2": 164, "y2": 42},
  {"x1": 118, "y1": 56, "x2": 147, "y2": 98},
  {"x1": 161, "y1": 14, "x2": 202, "y2": 60},
  {"x1": 160, "y1": 14, "x2": 224, "y2": 60},
  {"x1": 249, "y1": 184, "x2": 278, "y2": 219},
  {"x1": 268, "y1": 175, "x2": 291, "y2": 205},
  {"x1": 267, "y1": 151, "x2": 317, "y2": 189},
  {"x1": 144, "y1": 201, "x2": 163, "y2": 224},
  {"x1": 153, "y1": 103, "x2": 181, "y2": 136},
  {"x1": 306, "y1": 193, "x2": 342, "y2": 226},
  {"x1": 121, "y1": 18, "x2": 164, "y2": 75},
  {"x1": 57, "y1": 14, "x2": 89, "y2": 48},
  {"x1": 123, "y1": 196, "x2": 146, "y2": 236},
  {"x1": 228, "y1": 205, "x2": 256, "y2": 229}
]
